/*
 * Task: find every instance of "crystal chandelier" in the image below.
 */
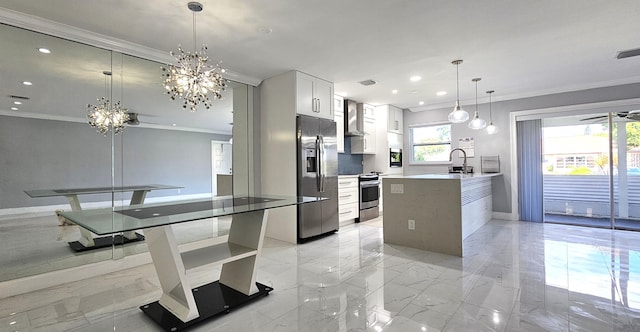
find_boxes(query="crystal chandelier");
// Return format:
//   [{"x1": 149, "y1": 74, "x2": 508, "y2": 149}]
[
  {"x1": 87, "y1": 71, "x2": 129, "y2": 136},
  {"x1": 485, "y1": 90, "x2": 499, "y2": 135},
  {"x1": 448, "y1": 59, "x2": 469, "y2": 123},
  {"x1": 162, "y1": 2, "x2": 227, "y2": 112},
  {"x1": 468, "y1": 78, "x2": 487, "y2": 130}
]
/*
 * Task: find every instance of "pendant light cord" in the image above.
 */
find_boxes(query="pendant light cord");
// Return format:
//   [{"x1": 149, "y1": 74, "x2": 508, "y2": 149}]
[
  {"x1": 489, "y1": 93, "x2": 493, "y2": 121},
  {"x1": 475, "y1": 80, "x2": 478, "y2": 114},
  {"x1": 456, "y1": 63, "x2": 460, "y2": 103}
]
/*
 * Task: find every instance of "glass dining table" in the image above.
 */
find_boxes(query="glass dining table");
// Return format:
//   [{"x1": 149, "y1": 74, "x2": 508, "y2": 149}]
[{"x1": 59, "y1": 194, "x2": 323, "y2": 332}]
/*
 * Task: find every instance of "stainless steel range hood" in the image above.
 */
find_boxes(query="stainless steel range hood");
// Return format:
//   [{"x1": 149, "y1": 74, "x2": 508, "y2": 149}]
[{"x1": 344, "y1": 99, "x2": 365, "y2": 136}]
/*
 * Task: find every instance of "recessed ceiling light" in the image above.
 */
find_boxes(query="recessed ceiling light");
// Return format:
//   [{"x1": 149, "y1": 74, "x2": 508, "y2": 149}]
[
  {"x1": 23, "y1": 81, "x2": 33, "y2": 86},
  {"x1": 436, "y1": 91, "x2": 447, "y2": 96},
  {"x1": 38, "y1": 48, "x2": 51, "y2": 54},
  {"x1": 13, "y1": 101, "x2": 22, "y2": 105},
  {"x1": 11, "y1": 107, "x2": 18, "y2": 111},
  {"x1": 172, "y1": 123, "x2": 177, "y2": 126},
  {"x1": 419, "y1": 101, "x2": 425, "y2": 105},
  {"x1": 392, "y1": 89, "x2": 398, "y2": 94},
  {"x1": 411, "y1": 90, "x2": 418, "y2": 94},
  {"x1": 410, "y1": 75, "x2": 422, "y2": 82}
]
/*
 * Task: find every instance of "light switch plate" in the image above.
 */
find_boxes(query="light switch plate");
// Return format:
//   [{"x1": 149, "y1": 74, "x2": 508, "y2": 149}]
[{"x1": 390, "y1": 184, "x2": 404, "y2": 194}]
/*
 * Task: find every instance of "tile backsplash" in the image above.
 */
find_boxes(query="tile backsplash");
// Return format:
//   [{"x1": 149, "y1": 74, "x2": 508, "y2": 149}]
[{"x1": 338, "y1": 137, "x2": 363, "y2": 175}]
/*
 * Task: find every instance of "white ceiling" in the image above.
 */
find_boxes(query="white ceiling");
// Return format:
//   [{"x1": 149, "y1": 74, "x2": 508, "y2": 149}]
[{"x1": 1, "y1": 0, "x2": 640, "y2": 112}]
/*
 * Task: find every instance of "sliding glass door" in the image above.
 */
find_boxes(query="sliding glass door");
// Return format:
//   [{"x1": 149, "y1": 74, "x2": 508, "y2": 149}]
[
  {"x1": 541, "y1": 112, "x2": 640, "y2": 230},
  {"x1": 612, "y1": 119, "x2": 640, "y2": 230}
]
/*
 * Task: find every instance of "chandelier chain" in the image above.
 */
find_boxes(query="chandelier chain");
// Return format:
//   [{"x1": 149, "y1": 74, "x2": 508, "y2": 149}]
[{"x1": 193, "y1": 10, "x2": 197, "y2": 53}]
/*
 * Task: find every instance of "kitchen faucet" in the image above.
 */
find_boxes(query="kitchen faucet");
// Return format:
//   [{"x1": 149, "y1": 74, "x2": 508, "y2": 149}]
[{"x1": 449, "y1": 148, "x2": 468, "y2": 174}]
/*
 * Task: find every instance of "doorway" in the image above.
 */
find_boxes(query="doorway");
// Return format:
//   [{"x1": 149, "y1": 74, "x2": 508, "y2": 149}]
[{"x1": 211, "y1": 140, "x2": 232, "y2": 196}]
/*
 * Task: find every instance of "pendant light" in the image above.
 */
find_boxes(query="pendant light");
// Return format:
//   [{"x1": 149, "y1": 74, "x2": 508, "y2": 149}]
[
  {"x1": 87, "y1": 71, "x2": 129, "y2": 136},
  {"x1": 468, "y1": 78, "x2": 487, "y2": 130},
  {"x1": 485, "y1": 90, "x2": 499, "y2": 135},
  {"x1": 162, "y1": 2, "x2": 227, "y2": 111},
  {"x1": 448, "y1": 59, "x2": 469, "y2": 123}
]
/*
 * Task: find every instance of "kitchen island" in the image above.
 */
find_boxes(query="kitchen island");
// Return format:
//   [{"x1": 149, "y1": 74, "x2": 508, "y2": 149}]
[{"x1": 382, "y1": 173, "x2": 501, "y2": 257}]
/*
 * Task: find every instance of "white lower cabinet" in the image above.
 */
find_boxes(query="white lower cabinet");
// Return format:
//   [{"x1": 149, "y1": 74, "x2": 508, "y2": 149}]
[{"x1": 338, "y1": 176, "x2": 359, "y2": 223}]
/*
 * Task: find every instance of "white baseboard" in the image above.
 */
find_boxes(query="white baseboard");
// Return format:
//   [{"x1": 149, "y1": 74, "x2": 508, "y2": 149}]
[{"x1": 492, "y1": 211, "x2": 518, "y2": 221}]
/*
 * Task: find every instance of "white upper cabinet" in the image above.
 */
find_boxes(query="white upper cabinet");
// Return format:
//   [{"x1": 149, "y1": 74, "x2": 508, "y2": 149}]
[
  {"x1": 351, "y1": 103, "x2": 377, "y2": 154},
  {"x1": 363, "y1": 103, "x2": 375, "y2": 118},
  {"x1": 387, "y1": 105, "x2": 403, "y2": 134},
  {"x1": 362, "y1": 115, "x2": 377, "y2": 154},
  {"x1": 296, "y1": 72, "x2": 334, "y2": 120},
  {"x1": 334, "y1": 95, "x2": 345, "y2": 153}
]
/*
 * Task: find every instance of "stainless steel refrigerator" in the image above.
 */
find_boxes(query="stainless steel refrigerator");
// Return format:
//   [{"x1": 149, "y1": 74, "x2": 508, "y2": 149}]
[{"x1": 297, "y1": 115, "x2": 339, "y2": 242}]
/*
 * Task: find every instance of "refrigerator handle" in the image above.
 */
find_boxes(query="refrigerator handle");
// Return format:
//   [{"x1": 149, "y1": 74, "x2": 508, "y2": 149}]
[
  {"x1": 315, "y1": 136, "x2": 322, "y2": 192},
  {"x1": 319, "y1": 135, "x2": 326, "y2": 192}
]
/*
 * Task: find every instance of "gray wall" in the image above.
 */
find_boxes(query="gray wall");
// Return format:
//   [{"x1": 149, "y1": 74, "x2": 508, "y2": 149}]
[
  {"x1": 1, "y1": 115, "x2": 230, "y2": 208},
  {"x1": 403, "y1": 82, "x2": 640, "y2": 215}
]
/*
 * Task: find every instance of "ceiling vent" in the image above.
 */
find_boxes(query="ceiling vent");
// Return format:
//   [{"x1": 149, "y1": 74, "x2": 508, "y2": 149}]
[
  {"x1": 358, "y1": 79, "x2": 376, "y2": 86},
  {"x1": 617, "y1": 48, "x2": 640, "y2": 59},
  {"x1": 9, "y1": 95, "x2": 30, "y2": 100}
]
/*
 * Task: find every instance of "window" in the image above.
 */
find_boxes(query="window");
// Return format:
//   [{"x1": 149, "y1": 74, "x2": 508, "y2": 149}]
[{"x1": 410, "y1": 123, "x2": 452, "y2": 163}]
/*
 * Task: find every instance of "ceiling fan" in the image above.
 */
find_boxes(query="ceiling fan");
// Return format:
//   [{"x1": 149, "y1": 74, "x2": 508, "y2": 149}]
[
  {"x1": 124, "y1": 113, "x2": 163, "y2": 126},
  {"x1": 125, "y1": 112, "x2": 140, "y2": 125},
  {"x1": 581, "y1": 110, "x2": 640, "y2": 122}
]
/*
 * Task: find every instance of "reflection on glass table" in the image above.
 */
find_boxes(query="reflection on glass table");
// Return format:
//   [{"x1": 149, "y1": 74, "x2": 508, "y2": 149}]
[{"x1": 24, "y1": 184, "x2": 182, "y2": 251}]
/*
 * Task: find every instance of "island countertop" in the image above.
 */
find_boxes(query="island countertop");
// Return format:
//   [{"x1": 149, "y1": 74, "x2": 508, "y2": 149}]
[{"x1": 383, "y1": 173, "x2": 502, "y2": 180}]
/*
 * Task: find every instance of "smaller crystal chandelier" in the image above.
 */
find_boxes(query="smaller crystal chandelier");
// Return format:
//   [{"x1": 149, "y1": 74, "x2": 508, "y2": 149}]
[
  {"x1": 448, "y1": 59, "x2": 469, "y2": 123},
  {"x1": 87, "y1": 71, "x2": 129, "y2": 136},
  {"x1": 162, "y1": 2, "x2": 227, "y2": 112},
  {"x1": 485, "y1": 90, "x2": 499, "y2": 135},
  {"x1": 468, "y1": 78, "x2": 487, "y2": 130}
]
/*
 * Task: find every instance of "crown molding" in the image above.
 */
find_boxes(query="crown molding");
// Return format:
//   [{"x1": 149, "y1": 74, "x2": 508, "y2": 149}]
[
  {"x1": 0, "y1": 8, "x2": 261, "y2": 86},
  {"x1": 0, "y1": 110, "x2": 232, "y2": 135},
  {"x1": 408, "y1": 75, "x2": 640, "y2": 113}
]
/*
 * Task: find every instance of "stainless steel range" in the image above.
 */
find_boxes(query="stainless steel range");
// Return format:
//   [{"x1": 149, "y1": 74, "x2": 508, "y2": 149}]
[{"x1": 358, "y1": 173, "x2": 380, "y2": 222}]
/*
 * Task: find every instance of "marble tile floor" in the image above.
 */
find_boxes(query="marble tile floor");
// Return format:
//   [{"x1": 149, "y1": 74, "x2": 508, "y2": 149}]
[{"x1": 2, "y1": 218, "x2": 640, "y2": 331}]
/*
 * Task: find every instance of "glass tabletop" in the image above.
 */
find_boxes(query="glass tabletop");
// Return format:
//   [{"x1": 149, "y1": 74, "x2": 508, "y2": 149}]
[
  {"x1": 59, "y1": 195, "x2": 324, "y2": 235},
  {"x1": 24, "y1": 184, "x2": 182, "y2": 198}
]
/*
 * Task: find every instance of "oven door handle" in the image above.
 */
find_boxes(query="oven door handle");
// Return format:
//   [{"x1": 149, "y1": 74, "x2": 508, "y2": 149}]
[{"x1": 360, "y1": 180, "x2": 380, "y2": 188}]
